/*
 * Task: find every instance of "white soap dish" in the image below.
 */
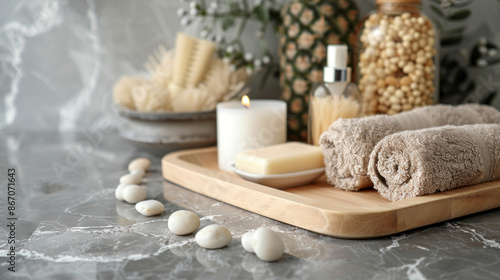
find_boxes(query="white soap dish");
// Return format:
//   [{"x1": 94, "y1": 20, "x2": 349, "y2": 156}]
[{"x1": 231, "y1": 165, "x2": 325, "y2": 189}]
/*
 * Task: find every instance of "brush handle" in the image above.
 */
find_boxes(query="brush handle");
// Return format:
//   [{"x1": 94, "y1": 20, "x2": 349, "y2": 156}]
[{"x1": 172, "y1": 33, "x2": 217, "y2": 89}]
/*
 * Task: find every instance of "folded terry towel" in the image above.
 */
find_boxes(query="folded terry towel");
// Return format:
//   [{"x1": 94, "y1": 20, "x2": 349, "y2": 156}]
[
  {"x1": 319, "y1": 104, "x2": 500, "y2": 191},
  {"x1": 368, "y1": 124, "x2": 500, "y2": 201}
]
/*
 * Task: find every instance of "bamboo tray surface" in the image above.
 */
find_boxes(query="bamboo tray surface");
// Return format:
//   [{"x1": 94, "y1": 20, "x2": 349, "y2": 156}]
[{"x1": 162, "y1": 147, "x2": 500, "y2": 239}]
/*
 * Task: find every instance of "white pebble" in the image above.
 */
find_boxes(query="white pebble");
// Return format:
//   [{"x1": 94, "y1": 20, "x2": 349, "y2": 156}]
[
  {"x1": 195, "y1": 225, "x2": 232, "y2": 249},
  {"x1": 122, "y1": 185, "x2": 147, "y2": 204},
  {"x1": 128, "y1": 158, "x2": 151, "y2": 172},
  {"x1": 135, "y1": 200, "x2": 164, "y2": 216},
  {"x1": 115, "y1": 184, "x2": 128, "y2": 201},
  {"x1": 252, "y1": 228, "x2": 284, "y2": 262},
  {"x1": 120, "y1": 173, "x2": 142, "y2": 185},
  {"x1": 130, "y1": 169, "x2": 145, "y2": 177},
  {"x1": 241, "y1": 232, "x2": 255, "y2": 253},
  {"x1": 168, "y1": 210, "x2": 200, "y2": 235}
]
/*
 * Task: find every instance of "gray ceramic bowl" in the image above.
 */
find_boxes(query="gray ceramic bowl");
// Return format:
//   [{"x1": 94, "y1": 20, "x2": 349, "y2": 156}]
[{"x1": 116, "y1": 106, "x2": 216, "y2": 155}]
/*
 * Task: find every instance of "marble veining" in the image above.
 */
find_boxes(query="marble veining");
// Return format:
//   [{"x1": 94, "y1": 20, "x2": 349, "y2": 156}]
[
  {"x1": 1, "y1": 131, "x2": 500, "y2": 279},
  {"x1": 1, "y1": 0, "x2": 500, "y2": 277}
]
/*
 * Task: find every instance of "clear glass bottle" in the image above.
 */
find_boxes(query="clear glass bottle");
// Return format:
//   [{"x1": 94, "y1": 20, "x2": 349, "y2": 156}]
[
  {"x1": 356, "y1": 0, "x2": 439, "y2": 116},
  {"x1": 308, "y1": 45, "x2": 362, "y2": 146}
]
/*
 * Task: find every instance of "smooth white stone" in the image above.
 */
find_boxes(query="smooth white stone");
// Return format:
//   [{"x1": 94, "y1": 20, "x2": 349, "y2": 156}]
[
  {"x1": 119, "y1": 173, "x2": 142, "y2": 185},
  {"x1": 241, "y1": 231, "x2": 255, "y2": 253},
  {"x1": 135, "y1": 200, "x2": 164, "y2": 216},
  {"x1": 252, "y1": 228, "x2": 284, "y2": 262},
  {"x1": 115, "y1": 184, "x2": 128, "y2": 201},
  {"x1": 168, "y1": 210, "x2": 200, "y2": 235},
  {"x1": 122, "y1": 185, "x2": 147, "y2": 204},
  {"x1": 195, "y1": 225, "x2": 232, "y2": 249},
  {"x1": 128, "y1": 158, "x2": 151, "y2": 172},
  {"x1": 130, "y1": 169, "x2": 145, "y2": 177}
]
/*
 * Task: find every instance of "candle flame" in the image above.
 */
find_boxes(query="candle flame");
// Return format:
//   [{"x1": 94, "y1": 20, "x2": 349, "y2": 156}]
[{"x1": 241, "y1": 95, "x2": 250, "y2": 108}]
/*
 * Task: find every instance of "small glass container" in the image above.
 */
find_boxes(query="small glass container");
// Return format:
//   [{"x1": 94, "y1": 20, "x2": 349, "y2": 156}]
[
  {"x1": 356, "y1": 0, "x2": 439, "y2": 116},
  {"x1": 308, "y1": 45, "x2": 362, "y2": 146}
]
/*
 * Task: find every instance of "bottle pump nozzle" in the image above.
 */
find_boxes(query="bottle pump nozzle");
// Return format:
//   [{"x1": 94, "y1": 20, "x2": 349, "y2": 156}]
[{"x1": 323, "y1": 45, "x2": 351, "y2": 83}]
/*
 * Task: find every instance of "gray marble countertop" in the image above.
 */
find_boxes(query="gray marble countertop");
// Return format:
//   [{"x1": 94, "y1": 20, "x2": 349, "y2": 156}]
[{"x1": 1, "y1": 130, "x2": 500, "y2": 280}]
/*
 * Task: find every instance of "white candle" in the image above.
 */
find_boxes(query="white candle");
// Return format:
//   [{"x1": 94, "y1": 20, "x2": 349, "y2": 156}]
[{"x1": 217, "y1": 97, "x2": 287, "y2": 172}]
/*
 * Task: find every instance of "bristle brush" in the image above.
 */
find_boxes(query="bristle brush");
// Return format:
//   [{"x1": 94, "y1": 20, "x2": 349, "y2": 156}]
[{"x1": 171, "y1": 33, "x2": 216, "y2": 92}]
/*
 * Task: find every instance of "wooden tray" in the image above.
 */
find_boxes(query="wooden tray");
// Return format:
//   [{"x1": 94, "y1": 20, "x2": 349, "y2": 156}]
[{"x1": 162, "y1": 147, "x2": 500, "y2": 239}]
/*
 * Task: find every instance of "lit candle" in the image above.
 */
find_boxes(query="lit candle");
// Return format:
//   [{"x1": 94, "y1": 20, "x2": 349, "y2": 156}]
[{"x1": 216, "y1": 96, "x2": 287, "y2": 172}]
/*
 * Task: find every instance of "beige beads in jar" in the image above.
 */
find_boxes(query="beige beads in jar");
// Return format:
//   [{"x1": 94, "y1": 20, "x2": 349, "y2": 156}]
[{"x1": 357, "y1": 0, "x2": 438, "y2": 116}]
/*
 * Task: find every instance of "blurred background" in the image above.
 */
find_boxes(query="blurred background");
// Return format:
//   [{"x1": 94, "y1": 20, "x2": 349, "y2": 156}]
[{"x1": 1, "y1": 0, "x2": 499, "y2": 132}]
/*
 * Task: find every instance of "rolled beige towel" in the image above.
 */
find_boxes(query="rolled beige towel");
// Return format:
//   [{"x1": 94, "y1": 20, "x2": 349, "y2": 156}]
[
  {"x1": 368, "y1": 124, "x2": 500, "y2": 201},
  {"x1": 319, "y1": 104, "x2": 500, "y2": 191}
]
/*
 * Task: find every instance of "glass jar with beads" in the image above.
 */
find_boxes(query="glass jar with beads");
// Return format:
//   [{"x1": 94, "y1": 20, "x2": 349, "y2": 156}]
[{"x1": 356, "y1": 0, "x2": 439, "y2": 116}]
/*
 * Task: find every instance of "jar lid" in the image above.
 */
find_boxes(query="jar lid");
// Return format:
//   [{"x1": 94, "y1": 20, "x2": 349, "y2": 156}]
[{"x1": 376, "y1": 0, "x2": 421, "y2": 4}]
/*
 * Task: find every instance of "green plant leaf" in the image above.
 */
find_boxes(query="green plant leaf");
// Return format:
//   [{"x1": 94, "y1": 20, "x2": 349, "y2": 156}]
[
  {"x1": 430, "y1": 5, "x2": 445, "y2": 18},
  {"x1": 448, "y1": 10, "x2": 471, "y2": 21},
  {"x1": 441, "y1": 35, "x2": 463, "y2": 46},
  {"x1": 450, "y1": 0, "x2": 474, "y2": 8},
  {"x1": 222, "y1": 18, "x2": 235, "y2": 31},
  {"x1": 233, "y1": 19, "x2": 247, "y2": 42},
  {"x1": 242, "y1": 0, "x2": 249, "y2": 10},
  {"x1": 253, "y1": 4, "x2": 270, "y2": 24},
  {"x1": 258, "y1": 63, "x2": 276, "y2": 89},
  {"x1": 432, "y1": 17, "x2": 442, "y2": 31},
  {"x1": 452, "y1": 69, "x2": 467, "y2": 84},
  {"x1": 259, "y1": 34, "x2": 270, "y2": 56},
  {"x1": 443, "y1": 26, "x2": 467, "y2": 35},
  {"x1": 269, "y1": 9, "x2": 281, "y2": 30},
  {"x1": 488, "y1": 57, "x2": 500, "y2": 66}
]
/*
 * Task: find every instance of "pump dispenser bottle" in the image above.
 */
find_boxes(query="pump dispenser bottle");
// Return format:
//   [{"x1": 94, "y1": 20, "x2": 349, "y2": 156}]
[{"x1": 308, "y1": 45, "x2": 362, "y2": 146}]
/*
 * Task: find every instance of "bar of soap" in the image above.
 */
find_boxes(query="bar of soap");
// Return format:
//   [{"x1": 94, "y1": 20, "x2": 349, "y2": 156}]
[{"x1": 235, "y1": 142, "x2": 324, "y2": 175}]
